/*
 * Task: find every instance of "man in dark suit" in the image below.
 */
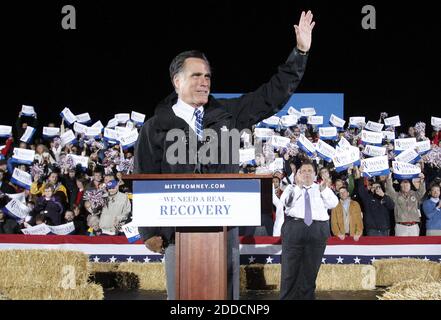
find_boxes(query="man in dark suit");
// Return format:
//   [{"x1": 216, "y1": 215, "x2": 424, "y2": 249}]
[{"x1": 134, "y1": 11, "x2": 316, "y2": 300}]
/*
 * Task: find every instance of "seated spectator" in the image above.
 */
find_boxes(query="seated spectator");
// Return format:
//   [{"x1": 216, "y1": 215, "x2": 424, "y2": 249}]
[
  {"x1": 353, "y1": 167, "x2": 394, "y2": 236},
  {"x1": 385, "y1": 173, "x2": 426, "y2": 236},
  {"x1": 0, "y1": 210, "x2": 19, "y2": 234},
  {"x1": 422, "y1": 184, "x2": 441, "y2": 236},
  {"x1": 32, "y1": 185, "x2": 64, "y2": 226},
  {"x1": 331, "y1": 186, "x2": 363, "y2": 241},
  {"x1": 98, "y1": 180, "x2": 131, "y2": 235}
]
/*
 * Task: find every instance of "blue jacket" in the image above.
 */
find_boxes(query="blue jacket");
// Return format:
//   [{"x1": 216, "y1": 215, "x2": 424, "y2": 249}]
[{"x1": 422, "y1": 199, "x2": 441, "y2": 230}]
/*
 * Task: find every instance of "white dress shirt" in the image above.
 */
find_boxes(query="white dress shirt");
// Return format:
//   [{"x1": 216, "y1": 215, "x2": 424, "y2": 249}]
[
  {"x1": 273, "y1": 183, "x2": 339, "y2": 236},
  {"x1": 172, "y1": 99, "x2": 204, "y2": 134}
]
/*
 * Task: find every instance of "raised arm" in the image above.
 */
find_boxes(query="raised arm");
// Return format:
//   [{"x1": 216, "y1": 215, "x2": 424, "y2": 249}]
[{"x1": 220, "y1": 11, "x2": 316, "y2": 130}]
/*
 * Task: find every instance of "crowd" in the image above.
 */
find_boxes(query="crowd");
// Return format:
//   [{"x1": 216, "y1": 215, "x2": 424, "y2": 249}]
[{"x1": 1, "y1": 105, "x2": 441, "y2": 238}]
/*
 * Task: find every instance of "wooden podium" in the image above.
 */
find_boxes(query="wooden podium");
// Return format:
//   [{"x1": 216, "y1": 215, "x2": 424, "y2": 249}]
[{"x1": 126, "y1": 174, "x2": 272, "y2": 300}]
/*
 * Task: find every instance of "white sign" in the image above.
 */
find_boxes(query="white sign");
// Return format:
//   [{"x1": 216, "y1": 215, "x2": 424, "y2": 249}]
[
  {"x1": 73, "y1": 122, "x2": 88, "y2": 134},
  {"x1": 270, "y1": 136, "x2": 291, "y2": 149},
  {"x1": 300, "y1": 108, "x2": 316, "y2": 117},
  {"x1": 329, "y1": 114, "x2": 346, "y2": 128},
  {"x1": 0, "y1": 125, "x2": 12, "y2": 138},
  {"x1": 20, "y1": 126, "x2": 36, "y2": 143},
  {"x1": 107, "y1": 118, "x2": 118, "y2": 128},
  {"x1": 5, "y1": 198, "x2": 31, "y2": 220},
  {"x1": 361, "y1": 156, "x2": 390, "y2": 178},
  {"x1": 21, "y1": 224, "x2": 52, "y2": 235},
  {"x1": 361, "y1": 130, "x2": 383, "y2": 145},
  {"x1": 69, "y1": 154, "x2": 89, "y2": 169},
  {"x1": 382, "y1": 131, "x2": 396, "y2": 141},
  {"x1": 319, "y1": 127, "x2": 338, "y2": 140},
  {"x1": 85, "y1": 126, "x2": 102, "y2": 138},
  {"x1": 363, "y1": 144, "x2": 386, "y2": 157},
  {"x1": 262, "y1": 116, "x2": 280, "y2": 127},
  {"x1": 416, "y1": 140, "x2": 431, "y2": 155},
  {"x1": 76, "y1": 113, "x2": 91, "y2": 124},
  {"x1": 307, "y1": 116, "x2": 323, "y2": 125},
  {"x1": 365, "y1": 121, "x2": 384, "y2": 132},
  {"x1": 349, "y1": 117, "x2": 366, "y2": 128},
  {"x1": 269, "y1": 158, "x2": 284, "y2": 172},
  {"x1": 60, "y1": 108, "x2": 78, "y2": 125},
  {"x1": 49, "y1": 222, "x2": 75, "y2": 235},
  {"x1": 337, "y1": 136, "x2": 352, "y2": 152},
  {"x1": 12, "y1": 148, "x2": 35, "y2": 165},
  {"x1": 316, "y1": 139, "x2": 336, "y2": 162},
  {"x1": 6, "y1": 192, "x2": 26, "y2": 204},
  {"x1": 115, "y1": 113, "x2": 130, "y2": 124},
  {"x1": 384, "y1": 115, "x2": 401, "y2": 127},
  {"x1": 42, "y1": 127, "x2": 60, "y2": 138},
  {"x1": 104, "y1": 128, "x2": 119, "y2": 142},
  {"x1": 131, "y1": 111, "x2": 146, "y2": 125},
  {"x1": 254, "y1": 128, "x2": 274, "y2": 139},
  {"x1": 126, "y1": 121, "x2": 134, "y2": 130},
  {"x1": 395, "y1": 148, "x2": 421, "y2": 164},
  {"x1": 60, "y1": 130, "x2": 76, "y2": 147},
  {"x1": 11, "y1": 168, "x2": 32, "y2": 190},
  {"x1": 119, "y1": 130, "x2": 139, "y2": 149},
  {"x1": 394, "y1": 138, "x2": 417, "y2": 153},
  {"x1": 239, "y1": 148, "x2": 256, "y2": 165},
  {"x1": 392, "y1": 161, "x2": 421, "y2": 180},
  {"x1": 287, "y1": 107, "x2": 302, "y2": 117},
  {"x1": 115, "y1": 126, "x2": 132, "y2": 137},
  {"x1": 332, "y1": 146, "x2": 360, "y2": 172},
  {"x1": 280, "y1": 115, "x2": 298, "y2": 127},
  {"x1": 21, "y1": 105, "x2": 36, "y2": 116},
  {"x1": 92, "y1": 121, "x2": 104, "y2": 131},
  {"x1": 431, "y1": 116, "x2": 441, "y2": 128},
  {"x1": 132, "y1": 180, "x2": 261, "y2": 227},
  {"x1": 297, "y1": 134, "x2": 316, "y2": 157},
  {"x1": 121, "y1": 221, "x2": 141, "y2": 243}
]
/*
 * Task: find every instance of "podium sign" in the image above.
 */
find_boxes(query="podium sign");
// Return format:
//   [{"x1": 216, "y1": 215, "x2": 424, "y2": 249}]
[{"x1": 132, "y1": 179, "x2": 261, "y2": 227}]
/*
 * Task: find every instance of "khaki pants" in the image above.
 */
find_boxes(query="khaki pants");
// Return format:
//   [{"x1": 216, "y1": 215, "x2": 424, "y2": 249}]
[{"x1": 395, "y1": 223, "x2": 420, "y2": 236}]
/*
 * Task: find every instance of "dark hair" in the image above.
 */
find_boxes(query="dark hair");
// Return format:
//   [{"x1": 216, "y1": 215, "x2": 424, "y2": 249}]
[
  {"x1": 299, "y1": 161, "x2": 316, "y2": 173},
  {"x1": 169, "y1": 50, "x2": 211, "y2": 85}
]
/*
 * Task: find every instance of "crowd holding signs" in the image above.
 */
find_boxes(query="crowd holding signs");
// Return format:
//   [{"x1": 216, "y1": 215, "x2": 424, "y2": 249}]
[{"x1": 0, "y1": 104, "x2": 441, "y2": 238}]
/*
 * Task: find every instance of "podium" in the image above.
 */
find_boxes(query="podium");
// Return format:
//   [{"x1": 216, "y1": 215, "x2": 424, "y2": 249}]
[{"x1": 125, "y1": 174, "x2": 272, "y2": 300}]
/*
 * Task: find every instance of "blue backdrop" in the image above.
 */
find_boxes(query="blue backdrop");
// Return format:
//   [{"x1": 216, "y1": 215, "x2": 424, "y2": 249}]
[{"x1": 213, "y1": 93, "x2": 344, "y2": 126}]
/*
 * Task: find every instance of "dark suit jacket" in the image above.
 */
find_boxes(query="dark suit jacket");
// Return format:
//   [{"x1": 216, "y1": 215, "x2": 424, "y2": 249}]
[{"x1": 134, "y1": 48, "x2": 309, "y2": 245}]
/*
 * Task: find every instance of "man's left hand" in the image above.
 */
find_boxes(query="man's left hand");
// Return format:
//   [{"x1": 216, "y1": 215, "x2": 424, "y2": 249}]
[{"x1": 294, "y1": 10, "x2": 315, "y2": 52}]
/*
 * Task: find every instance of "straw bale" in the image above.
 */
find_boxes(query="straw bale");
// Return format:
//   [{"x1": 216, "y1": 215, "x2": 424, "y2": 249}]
[
  {"x1": 118, "y1": 262, "x2": 166, "y2": 290},
  {"x1": 0, "y1": 250, "x2": 90, "y2": 288},
  {"x1": 379, "y1": 278, "x2": 441, "y2": 300},
  {"x1": 373, "y1": 258, "x2": 441, "y2": 287}
]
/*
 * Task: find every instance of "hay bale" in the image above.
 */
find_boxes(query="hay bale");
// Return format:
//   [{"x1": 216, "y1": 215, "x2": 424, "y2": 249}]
[
  {"x1": 0, "y1": 292, "x2": 9, "y2": 300},
  {"x1": 2, "y1": 283, "x2": 104, "y2": 300},
  {"x1": 0, "y1": 250, "x2": 90, "y2": 289},
  {"x1": 240, "y1": 264, "x2": 376, "y2": 291},
  {"x1": 373, "y1": 259, "x2": 441, "y2": 287},
  {"x1": 90, "y1": 272, "x2": 139, "y2": 290},
  {"x1": 89, "y1": 262, "x2": 120, "y2": 273},
  {"x1": 316, "y1": 265, "x2": 376, "y2": 291},
  {"x1": 118, "y1": 262, "x2": 166, "y2": 290},
  {"x1": 379, "y1": 279, "x2": 441, "y2": 300}
]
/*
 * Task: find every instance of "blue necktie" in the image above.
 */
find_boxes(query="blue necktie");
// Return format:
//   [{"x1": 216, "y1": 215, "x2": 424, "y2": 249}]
[
  {"x1": 304, "y1": 188, "x2": 313, "y2": 226},
  {"x1": 194, "y1": 109, "x2": 204, "y2": 141}
]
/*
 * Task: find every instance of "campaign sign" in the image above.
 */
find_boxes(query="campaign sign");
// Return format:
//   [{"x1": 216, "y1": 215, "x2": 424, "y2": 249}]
[{"x1": 133, "y1": 179, "x2": 261, "y2": 227}]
